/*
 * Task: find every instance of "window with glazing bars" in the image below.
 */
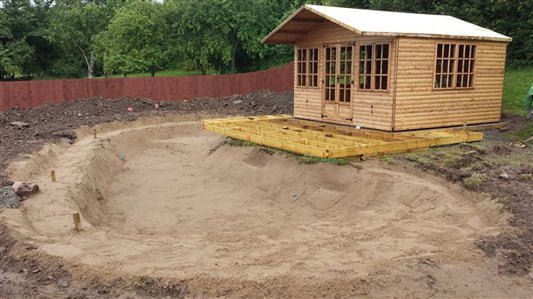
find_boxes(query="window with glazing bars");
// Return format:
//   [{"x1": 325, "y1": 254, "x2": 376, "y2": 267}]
[
  {"x1": 308, "y1": 48, "x2": 319, "y2": 87},
  {"x1": 297, "y1": 48, "x2": 307, "y2": 87},
  {"x1": 434, "y1": 43, "x2": 476, "y2": 89},
  {"x1": 358, "y1": 43, "x2": 389, "y2": 91},
  {"x1": 374, "y1": 44, "x2": 389, "y2": 90},
  {"x1": 456, "y1": 44, "x2": 476, "y2": 88},
  {"x1": 325, "y1": 46, "x2": 336, "y2": 101},
  {"x1": 297, "y1": 48, "x2": 319, "y2": 87},
  {"x1": 359, "y1": 45, "x2": 372, "y2": 90},
  {"x1": 434, "y1": 43, "x2": 456, "y2": 89}
]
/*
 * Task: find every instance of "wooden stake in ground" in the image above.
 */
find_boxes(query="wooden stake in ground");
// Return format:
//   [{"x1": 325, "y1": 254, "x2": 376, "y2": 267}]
[
  {"x1": 72, "y1": 212, "x2": 82, "y2": 232},
  {"x1": 93, "y1": 128, "x2": 97, "y2": 139},
  {"x1": 50, "y1": 170, "x2": 56, "y2": 182}
]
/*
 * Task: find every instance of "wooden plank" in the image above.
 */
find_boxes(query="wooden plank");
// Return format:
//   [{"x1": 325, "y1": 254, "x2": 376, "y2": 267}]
[{"x1": 203, "y1": 116, "x2": 484, "y2": 158}]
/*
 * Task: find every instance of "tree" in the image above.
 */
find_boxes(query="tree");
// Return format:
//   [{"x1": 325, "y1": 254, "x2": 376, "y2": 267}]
[
  {"x1": 434, "y1": 0, "x2": 533, "y2": 66},
  {"x1": 47, "y1": 0, "x2": 114, "y2": 78},
  {"x1": 0, "y1": 0, "x2": 36, "y2": 79},
  {"x1": 98, "y1": 0, "x2": 171, "y2": 76},
  {"x1": 166, "y1": 0, "x2": 279, "y2": 74}
]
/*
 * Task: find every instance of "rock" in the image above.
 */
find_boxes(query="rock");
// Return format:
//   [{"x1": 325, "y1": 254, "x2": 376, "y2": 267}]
[
  {"x1": 459, "y1": 143, "x2": 486, "y2": 154},
  {"x1": 127, "y1": 107, "x2": 134, "y2": 112},
  {"x1": 12, "y1": 182, "x2": 39, "y2": 197},
  {"x1": 0, "y1": 187, "x2": 21, "y2": 208},
  {"x1": 233, "y1": 100, "x2": 243, "y2": 104},
  {"x1": 499, "y1": 172, "x2": 510, "y2": 180},
  {"x1": 57, "y1": 276, "x2": 71, "y2": 288},
  {"x1": 52, "y1": 129, "x2": 77, "y2": 141},
  {"x1": 509, "y1": 141, "x2": 527, "y2": 148},
  {"x1": 10, "y1": 121, "x2": 29, "y2": 129},
  {"x1": 140, "y1": 99, "x2": 153, "y2": 105},
  {"x1": 59, "y1": 137, "x2": 75, "y2": 145}
]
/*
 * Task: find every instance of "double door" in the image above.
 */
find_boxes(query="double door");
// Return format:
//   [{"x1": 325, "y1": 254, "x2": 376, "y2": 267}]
[{"x1": 322, "y1": 45, "x2": 354, "y2": 121}]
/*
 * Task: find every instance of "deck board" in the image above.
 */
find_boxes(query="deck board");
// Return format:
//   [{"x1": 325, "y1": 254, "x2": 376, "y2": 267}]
[{"x1": 202, "y1": 115, "x2": 483, "y2": 158}]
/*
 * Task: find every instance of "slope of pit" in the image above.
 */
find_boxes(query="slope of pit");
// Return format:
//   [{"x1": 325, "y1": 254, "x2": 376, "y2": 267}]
[{"x1": 2, "y1": 117, "x2": 506, "y2": 283}]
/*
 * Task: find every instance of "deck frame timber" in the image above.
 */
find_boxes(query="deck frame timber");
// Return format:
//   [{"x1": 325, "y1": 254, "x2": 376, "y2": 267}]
[{"x1": 202, "y1": 115, "x2": 483, "y2": 158}]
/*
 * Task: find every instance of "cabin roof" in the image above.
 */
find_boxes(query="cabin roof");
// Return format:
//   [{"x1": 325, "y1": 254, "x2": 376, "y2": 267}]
[{"x1": 262, "y1": 4, "x2": 512, "y2": 44}]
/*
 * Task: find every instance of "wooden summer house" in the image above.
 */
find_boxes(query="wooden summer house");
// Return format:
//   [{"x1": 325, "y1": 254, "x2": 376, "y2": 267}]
[{"x1": 263, "y1": 5, "x2": 512, "y2": 131}]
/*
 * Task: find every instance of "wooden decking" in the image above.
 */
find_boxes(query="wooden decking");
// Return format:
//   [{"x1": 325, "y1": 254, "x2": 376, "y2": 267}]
[{"x1": 202, "y1": 115, "x2": 483, "y2": 158}]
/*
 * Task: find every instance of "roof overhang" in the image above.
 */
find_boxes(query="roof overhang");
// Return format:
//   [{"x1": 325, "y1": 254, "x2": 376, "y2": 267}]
[
  {"x1": 262, "y1": 5, "x2": 512, "y2": 45},
  {"x1": 262, "y1": 6, "x2": 359, "y2": 45}
]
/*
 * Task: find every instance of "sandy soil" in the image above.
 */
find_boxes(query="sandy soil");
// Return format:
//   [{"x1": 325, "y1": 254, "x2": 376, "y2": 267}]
[{"x1": 2, "y1": 116, "x2": 533, "y2": 297}]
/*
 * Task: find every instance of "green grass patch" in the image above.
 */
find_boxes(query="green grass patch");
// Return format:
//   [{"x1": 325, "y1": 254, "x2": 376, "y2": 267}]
[
  {"x1": 503, "y1": 121, "x2": 533, "y2": 140},
  {"x1": 503, "y1": 66, "x2": 533, "y2": 115},
  {"x1": 463, "y1": 172, "x2": 489, "y2": 190},
  {"x1": 225, "y1": 137, "x2": 350, "y2": 165}
]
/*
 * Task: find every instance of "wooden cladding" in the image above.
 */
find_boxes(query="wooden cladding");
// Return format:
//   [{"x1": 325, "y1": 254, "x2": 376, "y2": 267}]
[
  {"x1": 297, "y1": 47, "x2": 319, "y2": 87},
  {"x1": 358, "y1": 43, "x2": 390, "y2": 91},
  {"x1": 434, "y1": 43, "x2": 477, "y2": 89}
]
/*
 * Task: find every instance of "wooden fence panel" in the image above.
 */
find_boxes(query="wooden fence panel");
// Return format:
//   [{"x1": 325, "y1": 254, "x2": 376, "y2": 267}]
[{"x1": 0, "y1": 62, "x2": 293, "y2": 111}]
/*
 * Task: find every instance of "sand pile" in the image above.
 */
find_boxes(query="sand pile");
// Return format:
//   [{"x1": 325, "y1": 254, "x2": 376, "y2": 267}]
[{"x1": 2, "y1": 117, "x2": 506, "y2": 283}]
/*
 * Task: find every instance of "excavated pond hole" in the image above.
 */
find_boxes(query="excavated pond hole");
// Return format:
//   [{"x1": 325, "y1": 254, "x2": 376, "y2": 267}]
[{"x1": 3, "y1": 118, "x2": 506, "y2": 280}]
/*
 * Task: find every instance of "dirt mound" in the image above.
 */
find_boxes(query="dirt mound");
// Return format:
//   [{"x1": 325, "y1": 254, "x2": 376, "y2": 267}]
[
  {"x1": 0, "y1": 91, "x2": 293, "y2": 187},
  {"x1": 0, "y1": 117, "x2": 518, "y2": 297}
]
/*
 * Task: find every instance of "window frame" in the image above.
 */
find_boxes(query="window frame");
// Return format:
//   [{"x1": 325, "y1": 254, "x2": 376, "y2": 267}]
[
  {"x1": 433, "y1": 42, "x2": 477, "y2": 90},
  {"x1": 296, "y1": 47, "x2": 319, "y2": 89},
  {"x1": 357, "y1": 42, "x2": 391, "y2": 93},
  {"x1": 455, "y1": 44, "x2": 477, "y2": 89}
]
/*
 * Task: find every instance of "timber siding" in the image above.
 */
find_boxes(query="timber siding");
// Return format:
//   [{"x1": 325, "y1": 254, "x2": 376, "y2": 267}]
[
  {"x1": 393, "y1": 37, "x2": 507, "y2": 131},
  {"x1": 293, "y1": 21, "x2": 396, "y2": 131}
]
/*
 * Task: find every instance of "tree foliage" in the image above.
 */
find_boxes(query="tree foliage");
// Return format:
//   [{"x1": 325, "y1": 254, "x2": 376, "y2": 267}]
[
  {"x1": 47, "y1": 0, "x2": 115, "y2": 78},
  {"x1": 165, "y1": 0, "x2": 280, "y2": 74},
  {"x1": 0, "y1": 0, "x2": 531, "y2": 80},
  {"x1": 98, "y1": 1, "x2": 170, "y2": 76}
]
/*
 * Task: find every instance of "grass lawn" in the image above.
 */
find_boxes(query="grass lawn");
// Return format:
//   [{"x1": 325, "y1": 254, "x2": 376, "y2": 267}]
[
  {"x1": 503, "y1": 66, "x2": 533, "y2": 115},
  {"x1": 98, "y1": 69, "x2": 202, "y2": 78}
]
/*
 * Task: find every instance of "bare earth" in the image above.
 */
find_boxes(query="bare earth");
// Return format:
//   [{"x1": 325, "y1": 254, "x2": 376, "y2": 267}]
[{"x1": 2, "y1": 115, "x2": 533, "y2": 298}]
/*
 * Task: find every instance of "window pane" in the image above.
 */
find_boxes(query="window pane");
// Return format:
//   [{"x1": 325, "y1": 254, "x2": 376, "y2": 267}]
[
  {"x1": 448, "y1": 59, "x2": 455, "y2": 73},
  {"x1": 375, "y1": 76, "x2": 381, "y2": 90},
  {"x1": 383, "y1": 44, "x2": 389, "y2": 57},
  {"x1": 376, "y1": 44, "x2": 382, "y2": 58}
]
